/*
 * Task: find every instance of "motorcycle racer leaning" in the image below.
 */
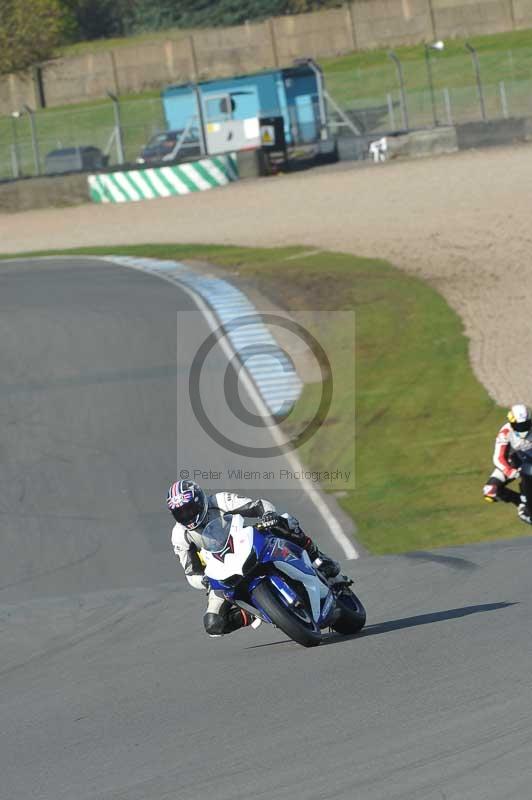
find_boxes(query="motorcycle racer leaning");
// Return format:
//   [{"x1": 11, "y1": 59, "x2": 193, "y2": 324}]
[
  {"x1": 482, "y1": 404, "x2": 532, "y2": 525},
  {"x1": 167, "y1": 479, "x2": 341, "y2": 637}
]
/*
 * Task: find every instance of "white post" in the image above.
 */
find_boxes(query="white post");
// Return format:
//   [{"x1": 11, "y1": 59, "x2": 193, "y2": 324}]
[
  {"x1": 499, "y1": 81, "x2": 509, "y2": 119},
  {"x1": 10, "y1": 144, "x2": 20, "y2": 178},
  {"x1": 107, "y1": 92, "x2": 125, "y2": 164},
  {"x1": 443, "y1": 88, "x2": 453, "y2": 125}
]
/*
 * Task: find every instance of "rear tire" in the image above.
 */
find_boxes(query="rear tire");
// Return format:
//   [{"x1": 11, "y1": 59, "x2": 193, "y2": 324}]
[
  {"x1": 331, "y1": 589, "x2": 366, "y2": 635},
  {"x1": 252, "y1": 581, "x2": 321, "y2": 648}
]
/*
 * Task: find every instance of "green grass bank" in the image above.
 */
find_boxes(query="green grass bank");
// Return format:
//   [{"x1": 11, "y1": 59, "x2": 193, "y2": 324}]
[{"x1": 1, "y1": 243, "x2": 518, "y2": 554}]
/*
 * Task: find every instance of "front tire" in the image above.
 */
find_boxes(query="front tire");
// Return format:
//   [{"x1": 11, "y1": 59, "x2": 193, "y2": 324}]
[
  {"x1": 331, "y1": 589, "x2": 366, "y2": 635},
  {"x1": 252, "y1": 581, "x2": 322, "y2": 648}
]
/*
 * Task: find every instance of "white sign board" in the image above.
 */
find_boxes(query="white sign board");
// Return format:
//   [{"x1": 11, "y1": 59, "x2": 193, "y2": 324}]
[{"x1": 206, "y1": 117, "x2": 260, "y2": 155}]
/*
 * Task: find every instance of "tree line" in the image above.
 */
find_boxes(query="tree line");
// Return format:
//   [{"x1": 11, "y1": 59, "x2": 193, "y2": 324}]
[{"x1": 0, "y1": 0, "x2": 342, "y2": 74}]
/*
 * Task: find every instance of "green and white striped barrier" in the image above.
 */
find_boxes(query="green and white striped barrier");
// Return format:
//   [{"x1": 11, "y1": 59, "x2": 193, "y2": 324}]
[{"x1": 88, "y1": 154, "x2": 238, "y2": 204}]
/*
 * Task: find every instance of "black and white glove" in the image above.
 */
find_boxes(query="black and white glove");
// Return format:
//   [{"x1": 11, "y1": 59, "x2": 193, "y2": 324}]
[
  {"x1": 259, "y1": 511, "x2": 281, "y2": 528},
  {"x1": 201, "y1": 575, "x2": 211, "y2": 591}
]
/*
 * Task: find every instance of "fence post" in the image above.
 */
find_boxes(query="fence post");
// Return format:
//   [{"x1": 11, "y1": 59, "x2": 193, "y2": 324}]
[
  {"x1": 465, "y1": 42, "x2": 486, "y2": 122},
  {"x1": 424, "y1": 42, "x2": 445, "y2": 127},
  {"x1": 107, "y1": 92, "x2": 125, "y2": 164},
  {"x1": 388, "y1": 51, "x2": 409, "y2": 131},
  {"x1": 24, "y1": 105, "x2": 41, "y2": 176},
  {"x1": 443, "y1": 88, "x2": 453, "y2": 125},
  {"x1": 10, "y1": 112, "x2": 21, "y2": 178},
  {"x1": 193, "y1": 85, "x2": 208, "y2": 156},
  {"x1": 499, "y1": 81, "x2": 508, "y2": 118},
  {"x1": 387, "y1": 94, "x2": 396, "y2": 130}
]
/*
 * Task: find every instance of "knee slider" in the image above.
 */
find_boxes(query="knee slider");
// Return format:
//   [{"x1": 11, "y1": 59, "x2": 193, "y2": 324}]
[{"x1": 203, "y1": 612, "x2": 226, "y2": 636}]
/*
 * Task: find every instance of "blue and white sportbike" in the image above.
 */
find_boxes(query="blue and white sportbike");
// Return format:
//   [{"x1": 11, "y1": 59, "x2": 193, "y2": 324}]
[{"x1": 201, "y1": 513, "x2": 366, "y2": 647}]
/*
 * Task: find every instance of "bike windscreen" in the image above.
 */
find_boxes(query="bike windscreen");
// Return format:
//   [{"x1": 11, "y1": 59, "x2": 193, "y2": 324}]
[{"x1": 201, "y1": 514, "x2": 233, "y2": 553}]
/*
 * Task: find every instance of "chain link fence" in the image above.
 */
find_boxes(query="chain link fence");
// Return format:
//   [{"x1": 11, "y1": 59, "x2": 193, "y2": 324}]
[
  {"x1": 0, "y1": 96, "x2": 166, "y2": 181},
  {"x1": 2, "y1": 45, "x2": 532, "y2": 180},
  {"x1": 328, "y1": 77, "x2": 532, "y2": 138},
  {"x1": 326, "y1": 44, "x2": 532, "y2": 138}
]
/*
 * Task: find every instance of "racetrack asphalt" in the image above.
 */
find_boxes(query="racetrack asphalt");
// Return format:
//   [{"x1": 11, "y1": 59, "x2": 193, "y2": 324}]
[{"x1": 2, "y1": 258, "x2": 532, "y2": 800}]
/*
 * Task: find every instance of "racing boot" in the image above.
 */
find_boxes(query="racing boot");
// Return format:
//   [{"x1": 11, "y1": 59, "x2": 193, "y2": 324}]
[
  {"x1": 289, "y1": 526, "x2": 341, "y2": 579},
  {"x1": 306, "y1": 543, "x2": 341, "y2": 579},
  {"x1": 204, "y1": 607, "x2": 259, "y2": 637},
  {"x1": 225, "y1": 607, "x2": 259, "y2": 632},
  {"x1": 518, "y1": 503, "x2": 532, "y2": 525},
  {"x1": 483, "y1": 477, "x2": 520, "y2": 506}
]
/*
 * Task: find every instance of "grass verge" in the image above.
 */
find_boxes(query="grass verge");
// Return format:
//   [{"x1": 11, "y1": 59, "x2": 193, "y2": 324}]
[{"x1": 0, "y1": 243, "x2": 517, "y2": 554}]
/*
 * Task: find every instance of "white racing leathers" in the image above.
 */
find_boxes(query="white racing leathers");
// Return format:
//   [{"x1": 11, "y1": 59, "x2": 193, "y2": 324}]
[
  {"x1": 171, "y1": 492, "x2": 303, "y2": 636},
  {"x1": 483, "y1": 422, "x2": 532, "y2": 503},
  {"x1": 171, "y1": 492, "x2": 276, "y2": 587}
]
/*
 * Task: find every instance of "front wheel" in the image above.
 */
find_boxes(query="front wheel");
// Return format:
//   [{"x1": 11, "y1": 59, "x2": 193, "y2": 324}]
[
  {"x1": 251, "y1": 581, "x2": 321, "y2": 648},
  {"x1": 331, "y1": 589, "x2": 366, "y2": 635}
]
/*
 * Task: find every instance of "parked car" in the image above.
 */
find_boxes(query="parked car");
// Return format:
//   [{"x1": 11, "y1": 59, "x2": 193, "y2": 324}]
[
  {"x1": 44, "y1": 146, "x2": 108, "y2": 175},
  {"x1": 136, "y1": 129, "x2": 201, "y2": 165}
]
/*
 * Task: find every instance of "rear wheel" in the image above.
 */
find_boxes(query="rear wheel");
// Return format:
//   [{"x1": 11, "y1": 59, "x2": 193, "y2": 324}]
[
  {"x1": 252, "y1": 581, "x2": 321, "y2": 648},
  {"x1": 331, "y1": 589, "x2": 366, "y2": 635}
]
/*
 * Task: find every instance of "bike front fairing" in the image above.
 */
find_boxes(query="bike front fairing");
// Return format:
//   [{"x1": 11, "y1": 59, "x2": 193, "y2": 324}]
[{"x1": 201, "y1": 514, "x2": 335, "y2": 628}]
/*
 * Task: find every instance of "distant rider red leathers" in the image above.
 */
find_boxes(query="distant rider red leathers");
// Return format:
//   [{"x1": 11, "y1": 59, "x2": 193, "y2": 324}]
[
  {"x1": 483, "y1": 404, "x2": 532, "y2": 525},
  {"x1": 167, "y1": 479, "x2": 340, "y2": 636}
]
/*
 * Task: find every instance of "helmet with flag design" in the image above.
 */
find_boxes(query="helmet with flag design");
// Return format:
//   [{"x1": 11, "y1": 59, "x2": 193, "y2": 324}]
[
  {"x1": 508, "y1": 404, "x2": 532, "y2": 439},
  {"x1": 166, "y1": 480, "x2": 208, "y2": 529}
]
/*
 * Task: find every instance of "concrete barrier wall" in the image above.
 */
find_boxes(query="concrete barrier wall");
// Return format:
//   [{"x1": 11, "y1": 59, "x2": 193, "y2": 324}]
[
  {"x1": 193, "y1": 22, "x2": 278, "y2": 79},
  {"x1": 342, "y1": 116, "x2": 530, "y2": 160},
  {"x1": 113, "y1": 37, "x2": 197, "y2": 92},
  {"x1": 352, "y1": 0, "x2": 434, "y2": 49},
  {"x1": 386, "y1": 125, "x2": 458, "y2": 157},
  {"x1": 272, "y1": 7, "x2": 356, "y2": 61},
  {"x1": 455, "y1": 117, "x2": 527, "y2": 147},
  {"x1": 513, "y1": 0, "x2": 532, "y2": 28},
  {"x1": 43, "y1": 53, "x2": 118, "y2": 107},
  {"x1": 0, "y1": 173, "x2": 89, "y2": 213},
  {"x1": 432, "y1": 0, "x2": 514, "y2": 38},
  {"x1": 1, "y1": 117, "x2": 531, "y2": 213},
  {"x1": 1, "y1": 0, "x2": 531, "y2": 113},
  {"x1": 0, "y1": 73, "x2": 39, "y2": 112}
]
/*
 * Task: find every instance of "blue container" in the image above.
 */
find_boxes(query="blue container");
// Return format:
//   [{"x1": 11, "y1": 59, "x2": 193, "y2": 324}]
[{"x1": 162, "y1": 65, "x2": 322, "y2": 146}]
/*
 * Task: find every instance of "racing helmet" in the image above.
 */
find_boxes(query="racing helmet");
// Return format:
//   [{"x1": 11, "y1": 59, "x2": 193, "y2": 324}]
[
  {"x1": 166, "y1": 479, "x2": 208, "y2": 529},
  {"x1": 508, "y1": 404, "x2": 532, "y2": 439}
]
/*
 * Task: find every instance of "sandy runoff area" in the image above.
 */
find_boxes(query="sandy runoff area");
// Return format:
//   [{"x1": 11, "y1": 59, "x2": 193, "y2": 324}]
[{"x1": 1, "y1": 145, "x2": 531, "y2": 406}]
